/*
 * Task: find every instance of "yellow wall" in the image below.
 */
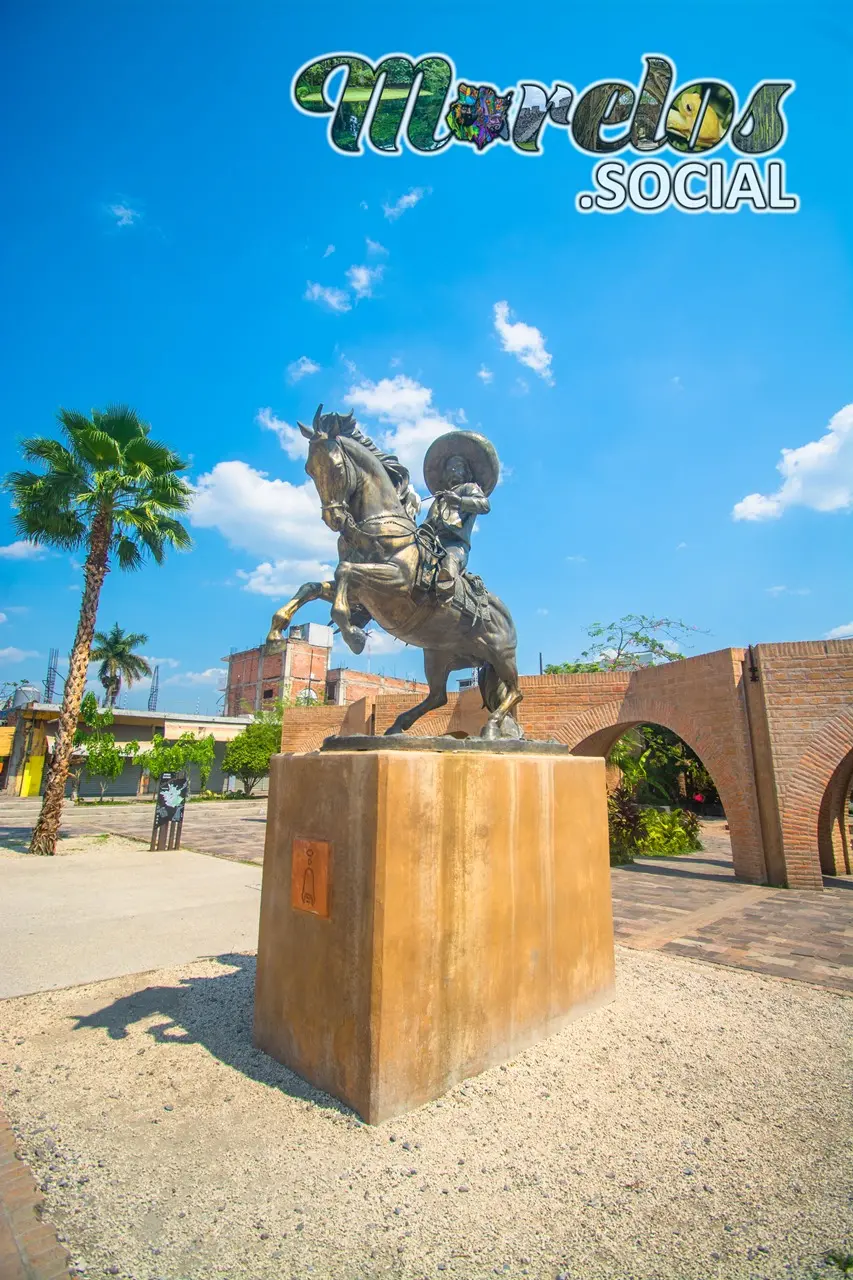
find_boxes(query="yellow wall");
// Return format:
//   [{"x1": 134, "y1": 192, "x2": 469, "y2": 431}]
[{"x1": 21, "y1": 753, "x2": 45, "y2": 796}]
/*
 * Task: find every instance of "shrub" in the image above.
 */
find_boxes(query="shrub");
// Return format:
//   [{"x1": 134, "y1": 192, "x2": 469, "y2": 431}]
[
  {"x1": 636, "y1": 806, "x2": 702, "y2": 857},
  {"x1": 607, "y1": 786, "x2": 643, "y2": 865},
  {"x1": 608, "y1": 794, "x2": 702, "y2": 864}
]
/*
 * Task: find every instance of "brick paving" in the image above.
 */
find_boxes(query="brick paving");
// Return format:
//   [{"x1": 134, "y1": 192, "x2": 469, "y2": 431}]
[
  {"x1": 614, "y1": 820, "x2": 853, "y2": 993},
  {"x1": 0, "y1": 795, "x2": 268, "y2": 865},
  {"x1": 0, "y1": 1106, "x2": 71, "y2": 1280}
]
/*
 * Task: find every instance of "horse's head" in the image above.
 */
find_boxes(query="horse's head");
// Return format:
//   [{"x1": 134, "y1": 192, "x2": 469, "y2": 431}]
[{"x1": 298, "y1": 404, "x2": 356, "y2": 529}]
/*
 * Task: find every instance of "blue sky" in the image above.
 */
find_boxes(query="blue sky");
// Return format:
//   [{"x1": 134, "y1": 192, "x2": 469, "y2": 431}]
[{"x1": 1, "y1": 3, "x2": 851, "y2": 713}]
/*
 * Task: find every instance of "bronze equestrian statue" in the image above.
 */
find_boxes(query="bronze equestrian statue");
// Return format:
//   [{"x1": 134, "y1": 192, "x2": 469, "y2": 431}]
[{"x1": 266, "y1": 405, "x2": 522, "y2": 739}]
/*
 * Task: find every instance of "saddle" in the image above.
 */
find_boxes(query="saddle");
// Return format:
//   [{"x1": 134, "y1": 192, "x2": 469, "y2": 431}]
[{"x1": 413, "y1": 526, "x2": 491, "y2": 623}]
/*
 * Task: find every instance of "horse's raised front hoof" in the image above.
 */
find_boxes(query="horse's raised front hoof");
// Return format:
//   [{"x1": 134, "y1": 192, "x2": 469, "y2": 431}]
[
  {"x1": 342, "y1": 626, "x2": 367, "y2": 655},
  {"x1": 265, "y1": 631, "x2": 284, "y2": 654},
  {"x1": 480, "y1": 720, "x2": 500, "y2": 742}
]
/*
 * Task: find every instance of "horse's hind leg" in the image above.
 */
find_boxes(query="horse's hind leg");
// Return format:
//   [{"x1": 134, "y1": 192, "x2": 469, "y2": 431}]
[
  {"x1": 481, "y1": 653, "x2": 524, "y2": 741},
  {"x1": 384, "y1": 649, "x2": 451, "y2": 736}
]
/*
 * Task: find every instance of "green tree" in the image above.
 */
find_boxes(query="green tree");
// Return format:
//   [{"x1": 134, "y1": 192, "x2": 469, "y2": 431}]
[
  {"x1": 221, "y1": 721, "x2": 281, "y2": 795},
  {"x1": 89, "y1": 623, "x2": 152, "y2": 707},
  {"x1": 3, "y1": 405, "x2": 192, "y2": 854},
  {"x1": 135, "y1": 732, "x2": 215, "y2": 791},
  {"x1": 72, "y1": 691, "x2": 138, "y2": 802},
  {"x1": 545, "y1": 614, "x2": 702, "y2": 673},
  {"x1": 84, "y1": 732, "x2": 138, "y2": 801}
]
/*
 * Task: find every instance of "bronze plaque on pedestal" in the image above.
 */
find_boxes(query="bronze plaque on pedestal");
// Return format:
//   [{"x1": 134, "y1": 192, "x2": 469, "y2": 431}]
[{"x1": 291, "y1": 838, "x2": 330, "y2": 918}]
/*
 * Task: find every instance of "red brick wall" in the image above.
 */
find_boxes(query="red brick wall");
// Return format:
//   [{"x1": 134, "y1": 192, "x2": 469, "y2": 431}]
[
  {"x1": 327, "y1": 668, "x2": 428, "y2": 705},
  {"x1": 753, "y1": 640, "x2": 853, "y2": 885},
  {"x1": 226, "y1": 641, "x2": 329, "y2": 715}
]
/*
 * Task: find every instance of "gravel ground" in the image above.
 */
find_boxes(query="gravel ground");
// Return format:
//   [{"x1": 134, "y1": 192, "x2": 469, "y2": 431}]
[{"x1": 0, "y1": 948, "x2": 850, "y2": 1280}]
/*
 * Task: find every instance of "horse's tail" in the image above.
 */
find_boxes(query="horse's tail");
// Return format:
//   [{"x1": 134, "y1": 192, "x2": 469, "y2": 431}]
[
  {"x1": 478, "y1": 662, "x2": 524, "y2": 740},
  {"x1": 478, "y1": 662, "x2": 505, "y2": 714}
]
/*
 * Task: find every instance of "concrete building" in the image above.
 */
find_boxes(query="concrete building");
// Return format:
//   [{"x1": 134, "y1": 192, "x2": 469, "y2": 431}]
[
  {"x1": 222, "y1": 625, "x2": 427, "y2": 715},
  {"x1": 0, "y1": 703, "x2": 253, "y2": 798}
]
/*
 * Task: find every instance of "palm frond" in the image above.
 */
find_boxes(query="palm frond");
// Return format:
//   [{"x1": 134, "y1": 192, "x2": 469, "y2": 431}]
[
  {"x1": 114, "y1": 536, "x2": 144, "y2": 572},
  {"x1": 96, "y1": 404, "x2": 150, "y2": 447},
  {"x1": 123, "y1": 436, "x2": 187, "y2": 474},
  {"x1": 65, "y1": 427, "x2": 123, "y2": 468},
  {"x1": 19, "y1": 437, "x2": 85, "y2": 477}
]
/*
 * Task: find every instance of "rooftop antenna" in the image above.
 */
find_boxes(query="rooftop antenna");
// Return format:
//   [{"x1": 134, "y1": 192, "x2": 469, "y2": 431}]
[
  {"x1": 44, "y1": 647, "x2": 59, "y2": 702},
  {"x1": 147, "y1": 665, "x2": 160, "y2": 711}
]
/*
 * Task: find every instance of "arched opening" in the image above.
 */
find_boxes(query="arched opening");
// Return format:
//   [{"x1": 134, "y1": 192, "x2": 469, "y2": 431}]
[
  {"x1": 819, "y1": 747, "x2": 853, "y2": 877},
  {"x1": 593, "y1": 722, "x2": 728, "y2": 868}
]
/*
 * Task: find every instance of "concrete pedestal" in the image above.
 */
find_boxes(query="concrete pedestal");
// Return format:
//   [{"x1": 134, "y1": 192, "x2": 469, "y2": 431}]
[{"x1": 253, "y1": 746, "x2": 615, "y2": 1123}]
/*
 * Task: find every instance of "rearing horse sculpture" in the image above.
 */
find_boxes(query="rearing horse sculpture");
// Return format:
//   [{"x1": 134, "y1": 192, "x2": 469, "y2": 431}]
[{"x1": 266, "y1": 406, "x2": 522, "y2": 739}]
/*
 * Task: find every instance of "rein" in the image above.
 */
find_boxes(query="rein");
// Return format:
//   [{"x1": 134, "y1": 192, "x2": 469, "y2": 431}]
[{"x1": 320, "y1": 440, "x2": 415, "y2": 545}]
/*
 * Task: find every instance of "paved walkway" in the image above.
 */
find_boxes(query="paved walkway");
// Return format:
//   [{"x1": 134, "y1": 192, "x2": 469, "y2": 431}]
[
  {"x1": 1, "y1": 1105, "x2": 71, "y2": 1280},
  {"x1": 0, "y1": 838, "x2": 262, "y2": 999}
]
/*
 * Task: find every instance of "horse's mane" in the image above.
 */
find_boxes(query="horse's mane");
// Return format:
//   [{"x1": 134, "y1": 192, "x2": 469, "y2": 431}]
[{"x1": 325, "y1": 412, "x2": 411, "y2": 494}]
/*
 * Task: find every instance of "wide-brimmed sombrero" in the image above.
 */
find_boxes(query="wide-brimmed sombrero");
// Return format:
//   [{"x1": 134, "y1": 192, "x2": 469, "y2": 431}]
[{"x1": 423, "y1": 431, "x2": 500, "y2": 497}]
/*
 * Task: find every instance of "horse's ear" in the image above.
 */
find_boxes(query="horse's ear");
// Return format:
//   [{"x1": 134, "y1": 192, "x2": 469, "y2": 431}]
[{"x1": 297, "y1": 421, "x2": 313, "y2": 440}]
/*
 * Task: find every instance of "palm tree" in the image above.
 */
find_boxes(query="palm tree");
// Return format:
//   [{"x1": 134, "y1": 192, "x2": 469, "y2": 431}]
[
  {"x1": 3, "y1": 405, "x2": 192, "y2": 854},
  {"x1": 90, "y1": 623, "x2": 152, "y2": 707}
]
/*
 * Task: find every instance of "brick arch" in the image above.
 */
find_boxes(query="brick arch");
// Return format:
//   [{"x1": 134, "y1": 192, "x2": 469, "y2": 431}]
[
  {"x1": 559, "y1": 697, "x2": 766, "y2": 884},
  {"x1": 782, "y1": 707, "x2": 853, "y2": 881}
]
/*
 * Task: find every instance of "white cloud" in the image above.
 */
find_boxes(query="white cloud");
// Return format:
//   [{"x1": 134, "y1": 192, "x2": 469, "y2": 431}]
[
  {"x1": 237, "y1": 558, "x2": 334, "y2": 597},
  {"x1": 0, "y1": 541, "x2": 45, "y2": 560},
  {"x1": 765, "y1": 585, "x2": 810, "y2": 597},
  {"x1": 165, "y1": 667, "x2": 226, "y2": 687},
  {"x1": 536, "y1": 608, "x2": 549, "y2": 616},
  {"x1": 671, "y1": 375, "x2": 683, "y2": 390},
  {"x1": 0, "y1": 646, "x2": 39, "y2": 663},
  {"x1": 190, "y1": 461, "x2": 336, "y2": 559},
  {"x1": 304, "y1": 281, "x2": 351, "y2": 312},
  {"x1": 347, "y1": 374, "x2": 461, "y2": 484},
  {"x1": 287, "y1": 355, "x2": 321, "y2": 383},
  {"x1": 565, "y1": 555, "x2": 586, "y2": 563},
  {"x1": 141, "y1": 654, "x2": 181, "y2": 669},
  {"x1": 733, "y1": 403, "x2": 853, "y2": 521},
  {"x1": 323, "y1": 244, "x2": 335, "y2": 257},
  {"x1": 383, "y1": 187, "x2": 429, "y2": 220},
  {"x1": 366, "y1": 238, "x2": 388, "y2": 255},
  {"x1": 514, "y1": 377, "x2": 530, "y2": 395},
  {"x1": 364, "y1": 630, "x2": 408, "y2": 655},
  {"x1": 676, "y1": 542, "x2": 688, "y2": 550},
  {"x1": 493, "y1": 301, "x2": 554, "y2": 385},
  {"x1": 826, "y1": 621, "x2": 853, "y2": 639},
  {"x1": 346, "y1": 264, "x2": 383, "y2": 299},
  {"x1": 477, "y1": 365, "x2": 494, "y2": 385},
  {"x1": 109, "y1": 203, "x2": 140, "y2": 228},
  {"x1": 256, "y1": 407, "x2": 309, "y2": 461},
  {"x1": 360, "y1": 201, "x2": 368, "y2": 211},
  {"x1": 0, "y1": 613, "x2": 6, "y2": 624}
]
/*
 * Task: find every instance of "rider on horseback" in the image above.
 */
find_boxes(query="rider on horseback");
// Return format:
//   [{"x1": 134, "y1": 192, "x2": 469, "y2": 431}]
[{"x1": 417, "y1": 431, "x2": 499, "y2": 603}]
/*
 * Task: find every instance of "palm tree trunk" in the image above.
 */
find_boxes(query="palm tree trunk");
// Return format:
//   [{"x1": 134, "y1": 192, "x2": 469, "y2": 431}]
[{"x1": 29, "y1": 510, "x2": 111, "y2": 855}]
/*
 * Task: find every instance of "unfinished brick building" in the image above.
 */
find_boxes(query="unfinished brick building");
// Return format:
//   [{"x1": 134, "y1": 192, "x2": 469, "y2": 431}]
[
  {"x1": 223, "y1": 627, "x2": 427, "y2": 716},
  {"x1": 279, "y1": 640, "x2": 853, "y2": 892}
]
